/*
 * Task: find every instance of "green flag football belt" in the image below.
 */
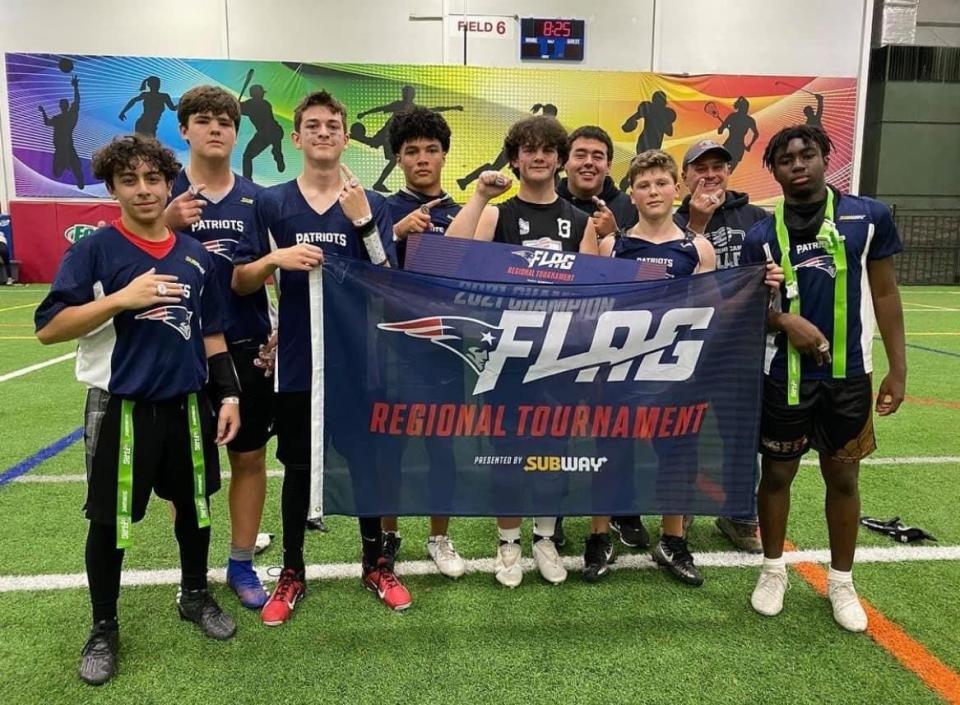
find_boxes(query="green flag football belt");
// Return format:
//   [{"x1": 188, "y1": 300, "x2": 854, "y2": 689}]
[
  {"x1": 773, "y1": 189, "x2": 848, "y2": 406},
  {"x1": 115, "y1": 393, "x2": 210, "y2": 549}
]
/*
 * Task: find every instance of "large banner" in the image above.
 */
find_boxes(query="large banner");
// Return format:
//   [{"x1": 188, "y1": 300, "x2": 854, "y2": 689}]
[
  {"x1": 315, "y1": 252, "x2": 767, "y2": 518},
  {"x1": 6, "y1": 53, "x2": 856, "y2": 203}
]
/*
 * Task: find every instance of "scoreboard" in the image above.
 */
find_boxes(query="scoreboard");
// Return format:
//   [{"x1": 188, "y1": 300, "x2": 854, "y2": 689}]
[{"x1": 520, "y1": 18, "x2": 585, "y2": 61}]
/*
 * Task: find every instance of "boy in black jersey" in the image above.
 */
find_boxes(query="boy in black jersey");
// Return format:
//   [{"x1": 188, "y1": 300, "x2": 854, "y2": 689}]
[
  {"x1": 448, "y1": 114, "x2": 599, "y2": 587},
  {"x1": 165, "y1": 85, "x2": 275, "y2": 609},
  {"x1": 36, "y1": 135, "x2": 241, "y2": 685}
]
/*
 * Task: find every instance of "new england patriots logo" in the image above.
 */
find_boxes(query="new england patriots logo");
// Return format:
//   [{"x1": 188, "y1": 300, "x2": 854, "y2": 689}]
[
  {"x1": 377, "y1": 316, "x2": 502, "y2": 374},
  {"x1": 203, "y1": 238, "x2": 238, "y2": 261},
  {"x1": 135, "y1": 306, "x2": 193, "y2": 340},
  {"x1": 795, "y1": 255, "x2": 837, "y2": 278},
  {"x1": 512, "y1": 250, "x2": 540, "y2": 267}
]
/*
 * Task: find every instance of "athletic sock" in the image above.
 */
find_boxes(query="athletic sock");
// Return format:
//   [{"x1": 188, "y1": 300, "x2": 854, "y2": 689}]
[
  {"x1": 763, "y1": 556, "x2": 786, "y2": 572},
  {"x1": 173, "y1": 497, "x2": 211, "y2": 592},
  {"x1": 533, "y1": 516, "x2": 556, "y2": 539},
  {"x1": 359, "y1": 516, "x2": 382, "y2": 567},
  {"x1": 828, "y1": 566, "x2": 853, "y2": 583},
  {"x1": 498, "y1": 526, "x2": 521, "y2": 544},
  {"x1": 281, "y1": 463, "x2": 309, "y2": 572},
  {"x1": 230, "y1": 544, "x2": 255, "y2": 563},
  {"x1": 86, "y1": 521, "x2": 124, "y2": 623}
]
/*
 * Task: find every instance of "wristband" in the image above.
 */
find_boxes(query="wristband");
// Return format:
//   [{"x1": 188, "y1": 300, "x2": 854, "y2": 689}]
[
  {"x1": 352, "y1": 214, "x2": 373, "y2": 228},
  {"x1": 221, "y1": 396, "x2": 240, "y2": 405},
  {"x1": 208, "y1": 352, "x2": 242, "y2": 400}
]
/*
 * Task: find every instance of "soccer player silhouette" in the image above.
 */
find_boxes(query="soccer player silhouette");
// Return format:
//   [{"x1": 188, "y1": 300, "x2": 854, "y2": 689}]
[
  {"x1": 457, "y1": 103, "x2": 558, "y2": 191},
  {"x1": 352, "y1": 85, "x2": 463, "y2": 192},
  {"x1": 619, "y1": 91, "x2": 677, "y2": 189},
  {"x1": 717, "y1": 96, "x2": 759, "y2": 172},
  {"x1": 118, "y1": 76, "x2": 177, "y2": 138},
  {"x1": 38, "y1": 74, "x2": 84, "y2": 189},
  {"x1": 239, "y1": 84, "x2": 286, "y2": 180}
]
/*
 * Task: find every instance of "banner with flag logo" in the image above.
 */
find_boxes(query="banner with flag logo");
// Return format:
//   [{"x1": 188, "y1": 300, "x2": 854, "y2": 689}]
[{"x1": 314, "y1": 251, "x2": 768, "y2": 518}]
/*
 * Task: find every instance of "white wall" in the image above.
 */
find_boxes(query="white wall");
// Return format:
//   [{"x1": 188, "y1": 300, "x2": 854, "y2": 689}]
[{"x1": 0, "y1": 0, "x2": 872, "y2": 209}]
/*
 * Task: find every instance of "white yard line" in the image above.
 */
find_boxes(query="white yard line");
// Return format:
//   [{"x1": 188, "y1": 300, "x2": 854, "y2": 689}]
[
  {"x1": 0, "y1": 352, "x2": 75, "y2": 383},
  {"x1": 11, "y1": 457, "x2": 959, "y2": 485},
  {"x1": 1, "y1": 544, "x2": 957, "y2": 593}
]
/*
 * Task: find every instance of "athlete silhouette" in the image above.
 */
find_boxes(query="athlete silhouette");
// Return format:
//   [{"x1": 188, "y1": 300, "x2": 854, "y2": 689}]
[
  {"x1": 803, "y1": 93, "x2": 825, "y2": 128},
  {"x1": 457, "y1": 103, "x2": 558, "y2": 191},
  {"x1": 619, "y1": 91, "x2": 677, "y2": 188},
  {"x1": 352, "y1": 85, "x2": 464, "y2": 192},
  {"x1": 118, "y1": 76, "x2": 177, "y2": 138},
  {"x1": 38, "y1": 75, "x2": 84, "y2": 189},
  {"x1": 717, "y1": 96, "x2": 759, "y2": 172},
  {"x1": 239, "y1": 84, "x2": 285, "y2": 180}
]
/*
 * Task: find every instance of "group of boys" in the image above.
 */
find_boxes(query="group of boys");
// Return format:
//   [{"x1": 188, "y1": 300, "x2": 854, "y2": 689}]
[{"x1": 34, "y1": 84, "x2": 905, "y2": 686}]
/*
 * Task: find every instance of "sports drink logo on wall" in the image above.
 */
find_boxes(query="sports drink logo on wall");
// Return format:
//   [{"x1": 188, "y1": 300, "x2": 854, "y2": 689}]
[{"x1": 4, "y1": 53, "x2": 856, "y2": 203}]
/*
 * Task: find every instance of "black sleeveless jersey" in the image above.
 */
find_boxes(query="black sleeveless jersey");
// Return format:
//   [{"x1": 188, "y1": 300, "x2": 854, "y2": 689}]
[{"x1": 494, "y1": 196, "x2": 589, "y2": 252}]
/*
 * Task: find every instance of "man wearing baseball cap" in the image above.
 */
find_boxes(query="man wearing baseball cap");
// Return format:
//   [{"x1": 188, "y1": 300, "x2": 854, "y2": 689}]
[{"x1": 673, "y1": 139, "x2": 769, "y2": 553}]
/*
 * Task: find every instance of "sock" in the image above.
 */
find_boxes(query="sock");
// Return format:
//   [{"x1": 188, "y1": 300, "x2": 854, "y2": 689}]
[
  {"x1": 86, "y1": 521, "x2": 124, "y2": 624},
  {"x1": 533, "y1": 517, "x2": 556, "y2": 539},
  {"x1": 281, "y1": 464, "x2": 309, "y2": 573},
  {"x1": 828, "y1": 566, "x2": 853, "y2": 583},
  {"x1": 173, "y1": 496, "x2": 211, "y2": 592},
  {"x1": 498, "y1": 526, "x2": 521, "y2": 544},
  {"x1": 230, "y1": 544, "x2": 255, "y2": 563},
  {"x1": 359, "y1": 516, "x2": 382, "y2": 567},
  {"x1": 763, "y1": 556, "x2": 786, "y2": 572}
]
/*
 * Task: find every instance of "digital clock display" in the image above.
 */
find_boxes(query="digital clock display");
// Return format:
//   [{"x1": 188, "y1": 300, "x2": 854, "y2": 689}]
[{"x1": 520, "y1": 18, "x2": 585, "y2": 61}]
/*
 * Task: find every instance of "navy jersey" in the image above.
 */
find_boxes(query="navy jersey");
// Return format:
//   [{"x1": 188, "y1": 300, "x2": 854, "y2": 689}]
[
  {"x1": 612, "y1": 233, "x2": 700, "y2": 279},
  {"x1": 171, "y1": 171, "x2": 271, "y2": 344},
  {"x1": 234, "y1": 179, "x2": 396, "y2": 393},
  {"x1": 35, "y1": 225, "x2": 223, "y2": 401},
  {"x1": 494, "y1": 197, "x2": 588, "y2": 252},
  {"x1": 742, "y1": 191, "x2": 903, "y2": 380},
  {"x1": 385, "y1": 188, "x2": 461, "y2": 268}
]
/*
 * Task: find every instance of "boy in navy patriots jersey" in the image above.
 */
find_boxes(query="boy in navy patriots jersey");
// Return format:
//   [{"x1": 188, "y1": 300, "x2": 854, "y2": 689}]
[
  {"x1": 381, "y1": 107, "x2": 466, "y2": 577},
  {"x1": 742, "y1": 126, "x2": 906, "y2": 632},
  {"x1": 598, "y1": 150, "x2": 717, "y2": 586},
  {"x1": 35, "y1": 136, "x2": 241, "y2": 685},
  {"x1": 233, "y1": 90, "x2": 411, "y2": 623},
  {"x1": 165, "y1": 85, "x2": 275, "y2": 610}
]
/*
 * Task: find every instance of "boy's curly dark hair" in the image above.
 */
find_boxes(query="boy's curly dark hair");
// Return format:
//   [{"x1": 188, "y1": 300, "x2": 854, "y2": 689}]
[
  {"x1": 388, "y1": 107, "x2": 451, "y2": 155},
  {"x1": 91, "y1": 135, "x2": 181, "y2": 188},
  {"x1": 503, "y1": 115, "x2": 569, "y2": 177}
]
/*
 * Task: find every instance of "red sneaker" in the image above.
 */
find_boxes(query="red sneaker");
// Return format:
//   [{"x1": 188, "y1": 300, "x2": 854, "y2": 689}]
[
  {"x1": 362, "y1": 558, "x2": 412, "y2": 611},
  {"x1": 261, "y1": 569, "x2": 305, "y2": 626}
]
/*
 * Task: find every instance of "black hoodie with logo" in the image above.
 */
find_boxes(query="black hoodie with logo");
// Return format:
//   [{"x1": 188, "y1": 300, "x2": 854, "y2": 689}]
[
  {"x1": 673, "y1": 190, "x2": 769, "y2": 271},
  {"x1": 557, "y1": 176, "x2": 639, "y2": 233}
]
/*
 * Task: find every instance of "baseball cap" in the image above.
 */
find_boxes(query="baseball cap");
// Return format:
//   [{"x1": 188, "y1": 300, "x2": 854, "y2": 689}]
[{"x1": 683, "y1": 140, "x2": 732, "y2": 169}]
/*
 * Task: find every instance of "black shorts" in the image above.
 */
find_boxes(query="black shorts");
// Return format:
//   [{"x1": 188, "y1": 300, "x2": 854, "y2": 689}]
[
  {"x1": 83, "y1": 388, "x2": 222, "y2": 525},
  {"x1": 224, "y1": 341, "x2": 276, "y2": 454},
  {"x1": 759, "y1": 375, "x2": 876, "y2": 463}
]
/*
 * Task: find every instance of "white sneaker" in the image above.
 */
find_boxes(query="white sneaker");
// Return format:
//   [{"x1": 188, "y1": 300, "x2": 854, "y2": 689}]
[
  {"x1": 427, "y1": 535, "x2": 466, "y2": 579},
  {"x1": 828, "y1": 580, "x2": 868, "y2": 632},
  {"x1": 751, "y1": 568, "x2": 788, "y2": 616},
  {"x1": 533, "y1": 537, "x2": 567, "y2": 585},
  {"x1": 494, "y1": 541, "x2": 523, "y2": 588}
]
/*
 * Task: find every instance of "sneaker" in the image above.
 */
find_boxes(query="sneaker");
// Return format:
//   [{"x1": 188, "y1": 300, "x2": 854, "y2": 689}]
[
  {"x1": 553, "y1": 517, "x2": 567, "y2": 549},
  {"x1": 226, "y1": 558, "x2": 268, "y2": 609},
  {"x1": 494, "y1": 540, "x2": 523, "y2": 588},
  {"x1": 261, "y1": 569, "x2": 306, "y2": 626},
  {"x1": 828, "y1": 580, "x2": 868, "y2": 632},
  {"x1": 79, "y1": 619, "x2": 119, "y2": 686},
  {"x1": 427, "y1": 535, "x2": 466, "y2": 578},
  {"x1": 716, "y1": 517, "x2": 763, "y2": 554},
  {"x1": 533, "y1": 536, "x2": 568, "y2": 585},
  {"x1": 362, "y1": 557, "x2": 412, "y2": 611},
  {"x1": 652, "y1": 536, "x2": 703, "y2": 586},
  {"x1": 751, "y1": 567, "x2": 788, "y2": 616},
  {"x1": 583, "y1": 533, "x2": 614, "y2": 583},
  {"x1": 610, "y1": 516, "x2": 650, "y2": 549},
  {"x1": 177, "y1": 589, "x2": 236, "y2": 640},
  {"x1": 382, "y1": 532, "x2": 402, "y2": 571}
]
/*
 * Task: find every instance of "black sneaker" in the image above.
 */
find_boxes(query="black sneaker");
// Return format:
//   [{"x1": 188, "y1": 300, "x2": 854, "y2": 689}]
[
  {"x1": 79, "y1": 619, "x2": 119, "y2": 686},
  {"x1": 177, "y1": 589, "x2": 237, "y2": 640},
  {"x1": 553, "y1": 517, "x2": 566, "y2": 549},
  {"x1": 652, "y1": 535, "x2": 703, "y2": 586},
  {"x1": 583, "y1": 533, "x2": 614, "y2": 583},
  {"x1": 610, "y1": 516, "x2": 650, "y2": 549},
  {"x1": 382, "y1": 532, "x2": 402, "y2": 571}
]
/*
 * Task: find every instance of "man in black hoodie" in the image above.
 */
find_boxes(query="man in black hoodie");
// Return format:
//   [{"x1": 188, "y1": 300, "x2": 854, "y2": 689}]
[
  {"x1": 558, "y1": 125, "x2": 638, "y2": 237},
  {"x1": 674, "y1": 139, "x2": 769, "y2": 552}
]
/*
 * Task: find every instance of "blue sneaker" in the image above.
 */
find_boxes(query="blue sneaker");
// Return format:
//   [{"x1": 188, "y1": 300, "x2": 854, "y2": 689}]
[{"x1": 226, "y1": 559, "x2": 268, "y2": 609}]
